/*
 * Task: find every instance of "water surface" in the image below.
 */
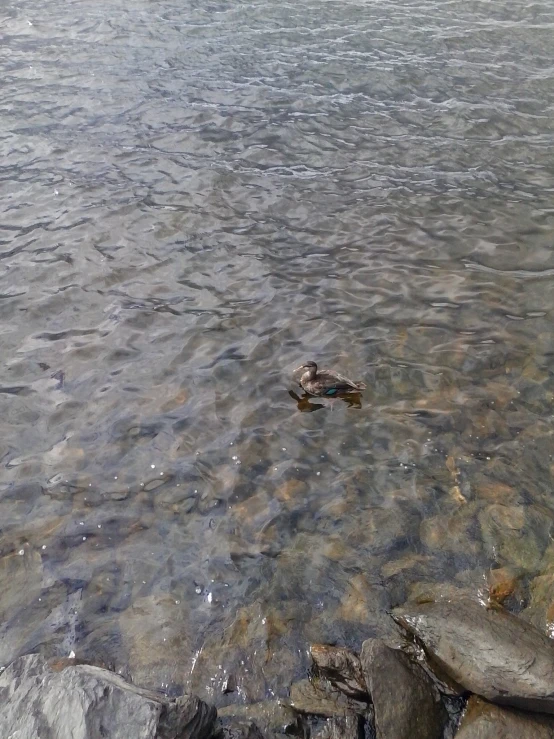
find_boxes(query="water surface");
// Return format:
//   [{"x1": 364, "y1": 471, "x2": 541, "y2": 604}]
[{"x1": 2, "y1": 0, "x2": 554, "y2": 707}]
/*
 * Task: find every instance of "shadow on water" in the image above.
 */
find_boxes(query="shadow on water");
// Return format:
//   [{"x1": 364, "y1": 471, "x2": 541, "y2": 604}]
[{"x1": 288, "y1": 389, "x2": 364, "y2": 412}]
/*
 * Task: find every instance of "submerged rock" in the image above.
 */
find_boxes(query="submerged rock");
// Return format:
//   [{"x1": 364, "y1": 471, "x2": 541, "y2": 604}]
[
  {"x1": 456, "y1": 696, "x2": 554, "y2": 738},
  {"x1": 217, "y1": 700, "x2": 301, "y2": 736},
  {"x1": 333, "y1": 572, "x2": 396, "y2": 638},
  {"x1": 313, "y1": 713, "x2": 362, "y2": 739},
  {"x1": 393, "y1": 598, "x2": 554, "y2": 713},
  {"x1": 216, "y1": 717, "x2": 265, "y2": 739},
  {"x1": 360, "y1": 639, "x2": 445, "y2": 739},
  {"x1": 189, "y1": 601, "x2": 306, "y2": 706},
  {"x1": 119, "y1": 593, "x2": 193, "y2": 693},
  {"x1": 0, "y1": 653, "x2": 216, "y2": 739},
  {"x1": 486, "y1": 566, "x2": 524, "y2": 608},
  {"x1": 478, "y1": 504, "x2": 550, "y2": 572},
  {"x1": 522, "y1": 571, "x2": 554, "y2": 634},
  {"x1": 310, "y1": 643, "x2": 367, "y2": 699}
]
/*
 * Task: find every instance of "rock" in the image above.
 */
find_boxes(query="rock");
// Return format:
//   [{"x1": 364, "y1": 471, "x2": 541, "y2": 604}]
[
  {"x1": 0, "y1": 546, "x2": 44, "y2": 662},
  {"x1": 360, "y1": 639, "x2": 445, "y2": 739},
  {"x1": 0, "y1": 579, "x2": 85, "y2": 668},
  {"x1": 523, "y1": 573, "x2": 554, "y2": 634},
  {"x1": 217, "y1": 700, "x2": 301, "y2": 735},
  {"x1": 289, "y1": 678, "x2": 367, "y2": 717},
  {"x1": 189, "y1": 601, "x2": 306, "y2": 706},
  {"x1": 119, "y1": 593, "x2": 194, "y2": 693},
  {"x1": 333, "y1": 573, "x2": 394, "y2": 635},
  {"x1": 380, "y1": 553, "x2": 437, "y2": 604},
  {"x1": 419, "y1": 505, "x2": 482, "y2": 558},
  {"x1": 274, "y1": 479, "x2": 308, "y2": 508},
  {"x1": 393, "y1": 598, "x2": 554, "y2": 713},
  {"x1": 474, "y1": 481, "x2": 521, "y2": 505},
  {"x1": 313, "y1": 713, "x2": 362, "y2": 739},
  {"x1": 310, "y1": 644, "x2": 367, "y2": 699},
  {"x1": 478, "y1": 504, "x2": 553, "y2": 572},
  {"x1": 456, "y1": 696, "x2": 554, "y2": 738},
  {"x1": 354, "y1": 506, "x2": 421, "y2": 558},
  {"x1": 0, "y1": 653, "x2": 216, "y2": 739},
  {"x1": 407, "y1": 581, "x2": 473, "y2": 606},
  {"x1": 216, "y1": 717, "x2": 265, "y2": 739},
  {"x1": 486, "y1": 567, "x2": 523, "y2": 607}
]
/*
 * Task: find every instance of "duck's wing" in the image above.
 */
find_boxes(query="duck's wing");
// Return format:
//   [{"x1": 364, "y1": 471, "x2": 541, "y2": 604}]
[{"x1": 317, "y1": 370, "x2": 366, "y2": 393}]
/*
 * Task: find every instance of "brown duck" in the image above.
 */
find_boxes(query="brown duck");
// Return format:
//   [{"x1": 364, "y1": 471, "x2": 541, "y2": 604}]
[{"x1": 294, "y1": 361, "x2": 366, "y2": 397}]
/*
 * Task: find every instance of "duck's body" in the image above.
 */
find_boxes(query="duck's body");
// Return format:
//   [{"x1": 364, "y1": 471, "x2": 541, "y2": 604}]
[{"x1": 295, "y1": 361, "x2": 366, "y2": 397}]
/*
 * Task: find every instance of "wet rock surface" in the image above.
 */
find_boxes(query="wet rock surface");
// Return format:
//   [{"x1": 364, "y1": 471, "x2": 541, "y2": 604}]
[
  {"x1": 360, "y1": 638, "x2": 445, "y2": 739},
  {"x1": 393, "y1": 598, "x2": 554, "y2": 713},
  {"x1": 217, "y1": 700, "x2": 302, "y2": 736},
  {"x1": 313, "y1": 713, "x2": 363, "y2": 739},
  {"x1": 119, "y1": 592, "x2": 194, "y2": 693},
  {"x1": 215, "y1": 717, "x2": 265, "y2": 739},
  {"x1": 289, "y1": 677, "x2": 368, "y2": 717},
  {"x1": 456, "y1": 696, "x2": 554, "y2": 738},
  {"x1": 310, "y1": 643, "x2": 368, "y2": 699},
  {"x1": 189, "y1": 599, "x2": 307, "y2": 707},
  {"x1": 0, "y1": 653, "x2": 216, "y2": 739}
]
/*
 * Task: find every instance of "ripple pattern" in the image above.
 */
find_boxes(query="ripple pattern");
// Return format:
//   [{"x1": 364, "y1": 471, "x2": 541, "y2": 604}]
[{"x1": 1, "y1": 0, "x2": 554, "y2": 705}]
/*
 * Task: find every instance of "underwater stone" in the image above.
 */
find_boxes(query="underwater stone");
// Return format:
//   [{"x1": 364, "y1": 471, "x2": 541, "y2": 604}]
[
  {"x1": 217, "y1": 700, "x2": 301, "y2": 735},
  {"x1": 313, "y1": 713, "x2": 362, "y2": 739}
]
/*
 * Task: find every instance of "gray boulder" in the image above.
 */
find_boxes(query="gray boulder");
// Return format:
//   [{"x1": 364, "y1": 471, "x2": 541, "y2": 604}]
[
  {"x1": 0, "y1": 653, "x2": 216, "y2": 739},
  {"x1": 361, "y1": 639, "x2": 445, "y2": 739},
  {"x1": 393, "y1": 599, "x2": 554, "y2": 714}
]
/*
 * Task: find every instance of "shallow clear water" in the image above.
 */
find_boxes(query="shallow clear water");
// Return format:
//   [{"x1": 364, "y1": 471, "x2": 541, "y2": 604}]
[{"x1": 2, "y1": 0, "x2": 554, "y2": 706}]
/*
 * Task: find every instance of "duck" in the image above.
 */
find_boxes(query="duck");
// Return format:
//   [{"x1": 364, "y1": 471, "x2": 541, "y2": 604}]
[{"x1": 294, "y1": 361, "x2": 366, "y2": 397}]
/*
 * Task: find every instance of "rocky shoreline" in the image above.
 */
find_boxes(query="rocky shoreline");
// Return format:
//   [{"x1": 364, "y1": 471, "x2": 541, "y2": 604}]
[{"x1": 3, "y1": 595, "x2": 554, "y2": 738}]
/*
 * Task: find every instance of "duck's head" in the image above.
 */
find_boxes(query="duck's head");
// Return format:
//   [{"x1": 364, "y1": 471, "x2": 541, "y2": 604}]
[{"x1": 295, "y1": 360, "x2": 317, "y2": 379}]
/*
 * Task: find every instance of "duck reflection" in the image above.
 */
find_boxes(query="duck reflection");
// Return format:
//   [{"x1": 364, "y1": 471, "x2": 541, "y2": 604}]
[{"x1": 288, "y1": 389, "x2": 363, "y2": 412}]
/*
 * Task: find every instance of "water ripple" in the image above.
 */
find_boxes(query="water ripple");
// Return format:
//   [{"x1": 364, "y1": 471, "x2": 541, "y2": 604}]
[{"x1": 1, "y1": 0, "x2": 554, "y2": 703}]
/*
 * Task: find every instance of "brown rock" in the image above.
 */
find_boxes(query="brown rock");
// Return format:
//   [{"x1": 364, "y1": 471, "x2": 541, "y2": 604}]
[
  {"x1": 217, "y1": 701, "x2": 300, "y2": 736},
  {"x1": 189, "y1": 601, "x2": 305, "y2": 706},
  {"x1": 487, "y1": 567, "x2": 521, "y2": 606},
  {"x1": 393, "y1": 598, "x2": 554, "y2": 714},
  {"x1": 522, "y1": 572, "x2": 554, "y2": 634},
  {"x1": 313, "y1": 713, "x2": 362, "y2": 739},
  {"x1": 274, "y1": 479, "x2": 307, "y2": 507},
  {"x1": 334, "y1": 573, "x2": 392, "y2": 633},
  {"x1": 479, "y1": 504, "x2": 549, "y2": 572},
  {"x1": 420, "y1": 506, "x2": 481, "y2": 557},
  {"x1": 456, "y1": 696, "x2": 554, "y2": 738},
  {"x1": 310, "y1": 644, "x2": 367, "y2": 699},
  {"x1": 360, "y1": 639, "x2": 445, "y2": 739},
  {"x1": 475, "y1": 482, "x2": 520, "y2": 505},
  {"x1": 119, "y1": 594, "x2": 193, "y2": 692},
  {"x1": 289, "y1": 678, "x2": 366, "y2": 718}
]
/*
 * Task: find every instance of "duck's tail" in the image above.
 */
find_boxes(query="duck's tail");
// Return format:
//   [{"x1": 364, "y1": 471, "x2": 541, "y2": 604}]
[{"x1": 351, "y1": 381, "x2": 366, "y2": 391}]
